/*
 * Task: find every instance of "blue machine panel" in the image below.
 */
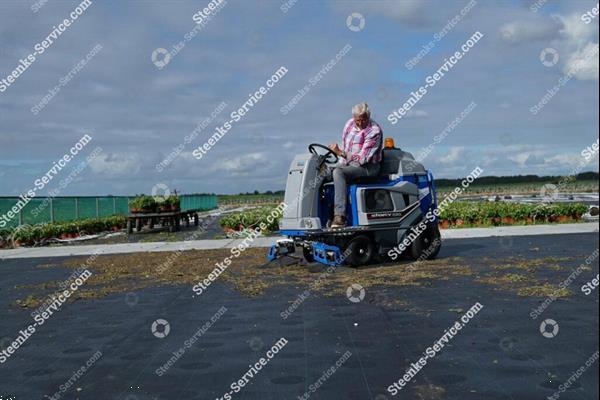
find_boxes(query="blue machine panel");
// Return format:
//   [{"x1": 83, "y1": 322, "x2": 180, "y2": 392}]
[{"x1": 312, "y1": 242, "x2": 343, "y2": 266}]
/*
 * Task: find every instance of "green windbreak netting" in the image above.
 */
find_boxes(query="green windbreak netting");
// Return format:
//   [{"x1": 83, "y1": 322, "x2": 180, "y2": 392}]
[
  {"x1": 77, "y1": 197, "x2": 98, "y2": 220},
  {"x1": 98, "y1": 197, "x2": 115, "y2": 217},
  {"x1": 21, "y1": 198, "x2": 51, "y2": 226},
  {"x1": 0, "y1": 195, "x2": 216, "y2": 228},
  {"x1": 181, "y1": 195, "x2": 217, "y2": 211},
  {"x1": 52, "y1": 198, "x2": 78, "y2": 222},
  {"x1": 114, "y1": 198, "x2": 130, "y2": 214}
]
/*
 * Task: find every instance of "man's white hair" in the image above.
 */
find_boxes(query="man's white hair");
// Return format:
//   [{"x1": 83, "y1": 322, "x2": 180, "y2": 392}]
[{"x1": 352, "y1": 102, "x2": 370, "y2": 117}]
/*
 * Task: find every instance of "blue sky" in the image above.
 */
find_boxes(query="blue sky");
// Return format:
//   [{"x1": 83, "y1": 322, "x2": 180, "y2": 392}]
[{"x1": 0, "y1": 0, "x2": 598, "y2": 195}]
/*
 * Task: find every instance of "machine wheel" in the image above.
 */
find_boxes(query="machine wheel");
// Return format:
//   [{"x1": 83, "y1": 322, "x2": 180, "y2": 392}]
[
  {"x1": 344, "y1": 235, "x2": 375, "y2": 267},
  {"x1": 302, "y1": 246, "x2": 315, "y2": 263},
  {"x1": 410, "y1": 223, "x2": 441, "y2": 260},
  {"x1": 423, "y1": 224, "x2": 442, "y2": 260}
]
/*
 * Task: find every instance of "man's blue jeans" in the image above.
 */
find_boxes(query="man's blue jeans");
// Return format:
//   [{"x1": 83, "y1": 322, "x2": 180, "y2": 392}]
[{"x1": 333, "y1": 163, "x2": 380, "y2": 216}]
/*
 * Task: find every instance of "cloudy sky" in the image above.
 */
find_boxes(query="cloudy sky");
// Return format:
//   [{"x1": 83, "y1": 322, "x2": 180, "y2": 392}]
[{"x1": 0, "y1": 0, "x2": 598, "y2": 196}]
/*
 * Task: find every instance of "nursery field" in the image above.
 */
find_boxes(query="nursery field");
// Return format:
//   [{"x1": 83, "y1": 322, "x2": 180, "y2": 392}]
[
  {"x1": 217, "y1": 180, "x2": 599, "y2": 206},
  {"x1": 219, "y1": 202, "x2": 592, "y2": 233},
  {"x1": 1, "y1": 201, "x2": 593, "y2": 248},
  {"x1": 436, "y1": 179, "x2": 598, "y2": 195},
  {"x1": 218, "y1": 194, "x2": 283, "y2": 205}
]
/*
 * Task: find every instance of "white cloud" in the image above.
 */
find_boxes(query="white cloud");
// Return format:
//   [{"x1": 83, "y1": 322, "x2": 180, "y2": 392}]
[
  {"x1": 543, "y1": 152, "x2": 586, "y2": 167},
  {"x1": 557, "y1": 13, "x2": 597, "y2": 45},
  {"x1": 500, "y1": 18, "x2": 560, "y2": 43},
  {"x1": 524, "y1": 153, "x2": 544, "y2": 166},
  {"x1": 508, "y1": 152, "x2": 533, "y2": 167},
  {"x1": 439, "y1": 147, "x2": 464, "y2": 165},
  {"x1": 501, "y1": 12, "x2": 599, "y2": 81},
  {"x1": 89, "y1": 153, "x2": 142, "y2": 176},
  {"x1": 214, "y1": 152, "x2": 269, "y2": 175},
  {"x1": 564, "y1": 42, "x2": 599, "y2": 81},
  {"x1": 555, "y1": 13, "x2": 599, "y2": 80}
]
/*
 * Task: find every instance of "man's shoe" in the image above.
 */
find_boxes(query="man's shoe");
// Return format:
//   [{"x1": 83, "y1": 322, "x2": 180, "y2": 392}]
[{"x1": 331, "y1": 215, "x2": 346, "y2": 228}]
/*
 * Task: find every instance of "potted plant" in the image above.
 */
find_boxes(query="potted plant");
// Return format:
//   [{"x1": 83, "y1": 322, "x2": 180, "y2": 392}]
[
  {"x1": 166, "y1": 195, "x2": 180, "y2": 211},
  {"x1": 555, "y1": 205, "x2": 570, "y2": 223},
  {"x1": 108, "y1": 216, "x2": 124, "y2": 231},
  {"x1": 41, "y1": 224, "x2": 59, "y2": 240},
  {"x1": 157, "y1": 198, "x2": 170, "y2": 212},
  {"x1": 0, "y1": 228, "x2": 11, "y2": 248},
  {"x1": 157, "y1": 195, "x2": 179, "y2": 212},
  {"x1": 547, "y1": 205, "x2": 559, "y2": 223},
  {"x1": 473, "y1": 203, "x2": 488, "y2": 226},
  {"x1": 500, "y1": 203, "x2": 515, "y2": 225},
  {"x1": 564, "y1": 203, "x2": 587, "y2": 222},
  {"x1": 58, "y1": 224, "x2": 70, "y2": 239},
  {"x1": 129, "y1": 195, "x2": 157, "y2": 213},
  {"x1": 439, "y1": 219, "x2": 451, "y2": 229},
  {"x1": 14, "y1": 225, "x2": 36, "y2": 246},
  {"x1": 64, "y1": 222, "x2": 79, "y2": 238},
  {"x1": 11, "y1": 228, "x2": 25, "y2": 246},
  {"x1": 441, "y1": 205, "x2": 458, "y2": 227}
]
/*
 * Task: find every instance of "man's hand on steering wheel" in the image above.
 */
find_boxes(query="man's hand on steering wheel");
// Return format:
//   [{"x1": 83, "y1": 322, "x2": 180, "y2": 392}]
[
  {"x1": 308, "y1": 143, "x2": 339, "y2": 167},
  {"x1": 328, "y1": 143, "x2": 343, "y2": 156}
]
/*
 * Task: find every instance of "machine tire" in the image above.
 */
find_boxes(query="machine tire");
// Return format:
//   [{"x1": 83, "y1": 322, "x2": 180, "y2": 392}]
[
  {"x1": 302, "y1": 246, "x2": 315, "y2": 263},
  {"x1": 423, "y1": 224, "x2": 442, "y2": 260},
  {"x1": 410, "y1": 223, "x2": 441, "y2": 260},
  {"x1": 409, "y1": 230, "x2": 424, "y2": 260},
  {"x1": 344, "y1": 235, "x2": 375, "y2": 267}
]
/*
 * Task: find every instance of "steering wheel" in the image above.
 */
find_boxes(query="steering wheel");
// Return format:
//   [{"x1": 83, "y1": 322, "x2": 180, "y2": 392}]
[{"x1": 308, "y1": 143, "x2": 339, "y2": 167}]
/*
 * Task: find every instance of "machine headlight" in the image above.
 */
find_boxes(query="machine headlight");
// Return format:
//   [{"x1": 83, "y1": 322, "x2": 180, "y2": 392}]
[{"x1": 300, "y1": 218, "x2": 313, "y2": 228}]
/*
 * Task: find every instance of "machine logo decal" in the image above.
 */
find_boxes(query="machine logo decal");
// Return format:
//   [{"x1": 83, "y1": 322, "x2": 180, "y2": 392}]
[{"x1": 366, "y1": 201, "x2": 420, "y2": 220}]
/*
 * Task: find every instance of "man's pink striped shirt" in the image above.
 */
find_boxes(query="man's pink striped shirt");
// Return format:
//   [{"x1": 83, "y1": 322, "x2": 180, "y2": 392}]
[{"x1": 341, "y1": 118, "x2": 383, "y2": 166}]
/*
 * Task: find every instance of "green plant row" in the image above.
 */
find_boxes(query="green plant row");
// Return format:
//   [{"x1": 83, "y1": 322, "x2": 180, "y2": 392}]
[
  {"x1": 0, "y1": 215, "x2": 127, "y2": 246},
  {"x1": 219, "y1": 202, "x2": 590, "y2": 232},
  {"x1": 219, "y1": 207, "x2": 280, "y2": 233},
  {"x1": 438, "y1": 202, "x2": 588, "y2": 223}
]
